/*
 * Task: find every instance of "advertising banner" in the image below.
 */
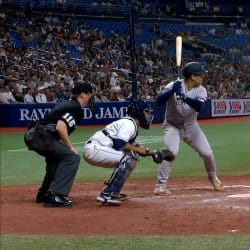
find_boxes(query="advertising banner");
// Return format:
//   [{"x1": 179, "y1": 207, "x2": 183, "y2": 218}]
[
  {"x1": 0, "y1": 101, "x2": 167, "y2": 127},
  {"x1": 211, "y1": 99, "x2": 250, "y2": 117},
  {"x1": 2, "y1": 99, "x2": 249, "y2": 127}
]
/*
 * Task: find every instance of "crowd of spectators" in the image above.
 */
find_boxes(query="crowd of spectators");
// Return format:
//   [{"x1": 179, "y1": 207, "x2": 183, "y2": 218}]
[{"x1": 0, "y1": 9, "x2": 249, "y2": 104}]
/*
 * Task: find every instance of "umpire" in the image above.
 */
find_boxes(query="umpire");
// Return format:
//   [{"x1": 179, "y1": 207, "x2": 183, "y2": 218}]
[{"x1": 25, "y1": 82, "x2": 94, "y2": 207}]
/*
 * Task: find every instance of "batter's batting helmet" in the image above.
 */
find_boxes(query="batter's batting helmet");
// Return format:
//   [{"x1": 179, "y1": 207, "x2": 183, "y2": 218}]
[
  {"x1": 182, "y1": 62, "x2": 208, "y2": 79},
  {"x1": 127, "y1": 99, "x2": 153, "y2": 129}
]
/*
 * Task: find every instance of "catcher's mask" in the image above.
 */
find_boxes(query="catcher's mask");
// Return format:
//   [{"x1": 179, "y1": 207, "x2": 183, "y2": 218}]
[{"x1": 126, "y1": 99, "x2": 153, "y2": 129}]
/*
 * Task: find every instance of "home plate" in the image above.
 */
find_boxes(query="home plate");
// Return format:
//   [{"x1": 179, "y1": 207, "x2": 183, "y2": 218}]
[{"x1": 227, "y1": 194, "x2": 250, "y2": 198}]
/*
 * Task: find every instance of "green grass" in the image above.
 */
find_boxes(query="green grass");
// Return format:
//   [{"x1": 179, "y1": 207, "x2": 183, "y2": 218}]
[
  {"x1": 1, "y1": 235, "x2": 250, "y2": 250},
  {"x1": 1, "y1": 121, "x2": 250, "y2": 249},
  {"x1": 1, "y1": 121, "x2": 250, "y2": 186}
]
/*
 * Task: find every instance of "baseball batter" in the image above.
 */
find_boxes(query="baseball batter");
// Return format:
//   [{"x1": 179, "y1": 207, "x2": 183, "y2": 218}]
[{"x1": 154, "y1": 62, "x2": 224, "y2": 195}]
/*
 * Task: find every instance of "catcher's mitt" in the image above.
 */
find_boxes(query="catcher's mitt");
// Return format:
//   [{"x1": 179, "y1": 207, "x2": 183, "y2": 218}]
[{"x1": 152, "y1": 149, "x2": 175, "y2": 164}]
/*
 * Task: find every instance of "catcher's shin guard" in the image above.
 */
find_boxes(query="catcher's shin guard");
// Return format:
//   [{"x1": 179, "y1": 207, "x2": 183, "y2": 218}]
[{"x1": 103, "y1": 153, "x2": 137, "y2": 194}]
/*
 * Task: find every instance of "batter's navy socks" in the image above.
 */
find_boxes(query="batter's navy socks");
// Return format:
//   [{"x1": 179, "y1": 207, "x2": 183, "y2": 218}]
[
  {"x1": 96, "y1": 192, "x2": 122, "y2": 205},
  {"x1": 43, "y1": 193, "x2": 72, "y2": 207}
]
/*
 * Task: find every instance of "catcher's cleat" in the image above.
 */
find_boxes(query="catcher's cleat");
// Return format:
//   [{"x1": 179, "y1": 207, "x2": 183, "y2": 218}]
[
  {"x1": 96, "y1": 192, "x2": 122, "y2": 205},
  {"x1": 154, "y1": 185, "x2": 172, "y2": 195},
  {"x1": 43, "y1": 193, "x2": 72, "y2": 207},
  {"x1": 117, "y1": 193, "x2": 129, "y2": 201},
  {"x1": 209, "y1": 176, "x2": 224, "y2": 191},
  {"x1": 109, "y1": 192, "x2": 129, "y2": 201}
]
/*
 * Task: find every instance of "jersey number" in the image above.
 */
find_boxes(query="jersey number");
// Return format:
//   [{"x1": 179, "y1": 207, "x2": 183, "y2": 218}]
[{"x1": 63, "y1": 113, "x2": 76, "y2": 128}]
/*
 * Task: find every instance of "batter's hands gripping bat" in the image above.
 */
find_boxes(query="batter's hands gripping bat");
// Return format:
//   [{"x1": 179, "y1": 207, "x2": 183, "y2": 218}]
[{"x1": 176, "y1": 36, "x2": 182, "y2": 80}]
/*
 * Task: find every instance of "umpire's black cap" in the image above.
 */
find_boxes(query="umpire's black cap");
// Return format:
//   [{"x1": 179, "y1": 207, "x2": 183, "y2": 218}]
[
  {"x1": 183, "y1": 62, "x2": 208, "y2": 79},
  {"x1": 72, "y1": 82, "x2": 93, "y2": 95}
]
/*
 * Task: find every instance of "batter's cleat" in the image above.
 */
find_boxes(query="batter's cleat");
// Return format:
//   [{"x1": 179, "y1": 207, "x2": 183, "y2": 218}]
[
  {"x1": 43, "y1": 193, "x2": 72, "y2": 207},
  {"x1": 154, "y1": 185, "x2": 172, "y2": 195},
  {"x1": 209, "y1": 176, "x2": 224, "y2": 191},
  {"x1": 96, "y1": 192, "x2": 122, "y2": 205}
]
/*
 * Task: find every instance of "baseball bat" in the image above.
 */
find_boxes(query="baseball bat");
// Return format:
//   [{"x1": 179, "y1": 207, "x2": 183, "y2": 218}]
[{"x1": 176, "y1": 36, "x2": 182, "y2": 80}]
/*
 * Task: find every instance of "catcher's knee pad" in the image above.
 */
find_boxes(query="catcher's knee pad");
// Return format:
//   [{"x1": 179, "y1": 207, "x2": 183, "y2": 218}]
[
  {"x1": 103, "y1": 153, "x2": 137, "y2": 194},
  {"x1": 120, "y1": 153, "x2": 137, "y2": 171}
]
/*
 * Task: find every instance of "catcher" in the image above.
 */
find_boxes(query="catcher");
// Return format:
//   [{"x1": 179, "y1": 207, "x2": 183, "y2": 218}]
[{"x1": 83, "y1": 99, "x2": 174, "y2": 205}]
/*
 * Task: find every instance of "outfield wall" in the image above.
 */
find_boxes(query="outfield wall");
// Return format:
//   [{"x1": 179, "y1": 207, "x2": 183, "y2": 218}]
[{"x1": 0, "y1": 99, "x2": 250, "y2": 127}]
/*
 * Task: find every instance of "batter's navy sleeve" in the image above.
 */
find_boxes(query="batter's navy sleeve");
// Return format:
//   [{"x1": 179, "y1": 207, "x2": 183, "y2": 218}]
[
  {"x1": 184, "y1": 97, "x2": 204, "y2": 112},
  {"x1": 156, "y1": 88, "x2": 173, "y2": 106}
]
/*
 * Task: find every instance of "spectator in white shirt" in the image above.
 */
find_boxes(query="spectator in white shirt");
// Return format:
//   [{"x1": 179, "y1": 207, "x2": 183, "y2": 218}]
[
  {"x1": 23, "y1": 87, "x2": 35, "y2": 103},
  {"x1": 34, "y1": 87, "x2": 47, "y2": 103},
  {"x1": 0, "y1": 85, "x2": 17, "y2": 103},
  {"x1": 109, "y1": 72, "x2": 121, "y2": 93}
]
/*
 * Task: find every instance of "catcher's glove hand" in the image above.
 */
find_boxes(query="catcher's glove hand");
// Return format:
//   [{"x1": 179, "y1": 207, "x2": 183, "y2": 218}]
[{"x1": 152, "y1": 149, "x2": 175, "y2": 164}]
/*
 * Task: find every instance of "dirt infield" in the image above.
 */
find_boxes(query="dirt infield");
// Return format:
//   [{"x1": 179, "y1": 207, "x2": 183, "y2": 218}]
[
  {"x1": 1, "y1": 176, "x2": 250, "y2": 236},
  {"x1": 1, "y1": 116, "x2": 250, "y2": 236}
]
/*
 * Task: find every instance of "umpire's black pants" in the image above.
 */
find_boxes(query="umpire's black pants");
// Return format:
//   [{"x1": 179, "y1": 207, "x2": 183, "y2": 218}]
[{"x1": 40, "y1": 139, "x2": 80, "y2": 196}]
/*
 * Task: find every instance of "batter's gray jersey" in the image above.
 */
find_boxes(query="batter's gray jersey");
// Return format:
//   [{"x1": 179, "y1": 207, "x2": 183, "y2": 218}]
[{"x1": 163, "y1": 79, "x2": 207, "y2": 128}]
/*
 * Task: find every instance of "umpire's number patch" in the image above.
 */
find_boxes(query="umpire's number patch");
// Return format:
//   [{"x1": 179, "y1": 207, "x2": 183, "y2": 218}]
[{"x1": 63, "y1": 113, "x2": 76, "y2": 128}]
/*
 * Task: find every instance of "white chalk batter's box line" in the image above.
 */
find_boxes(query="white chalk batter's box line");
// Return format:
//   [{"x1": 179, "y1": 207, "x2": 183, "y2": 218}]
[
  {"x1": 169, "y1": 185, "x2": 250, "y2": 190},
  {"x1": 133, "y1": 184, "x2": 250, "y2": 201}
]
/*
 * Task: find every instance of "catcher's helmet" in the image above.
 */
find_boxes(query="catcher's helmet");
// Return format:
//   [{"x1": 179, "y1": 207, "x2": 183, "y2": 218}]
[
  {"x1": 126, "y1": 99, "x2": 153, "y2": 129},
  {"x1": 182, "y1": 62, "x2": 208, "y2": 79}
]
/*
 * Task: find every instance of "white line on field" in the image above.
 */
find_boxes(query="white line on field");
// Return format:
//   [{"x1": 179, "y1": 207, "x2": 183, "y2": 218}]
[
  {"x1": 8, "y1": 148, "x2": 27, "y2": 152},
  {"x1": 7, "y1": 141, "x2": 85, "y2": 152},
  {"x1": 7, "y1": 136, "x2": 163, "y2": 153},
  {"x1": 169, "y1": 185, "x2": 250, "y2": 191},
  {"x1": 224, "y1": 185, "x2": 250, "y2": 188},
  {"x1": 228, "y1": 194, "x2": 250, "y2": 198}
]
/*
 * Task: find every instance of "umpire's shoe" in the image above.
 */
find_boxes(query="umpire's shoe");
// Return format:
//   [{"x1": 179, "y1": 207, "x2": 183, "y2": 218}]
[
  {"x1": 43, "y1": 193, "x2": 72, "y2": 207},
  {"x1": 36, "y1": 189, "x2": 48, "y2": 203}
]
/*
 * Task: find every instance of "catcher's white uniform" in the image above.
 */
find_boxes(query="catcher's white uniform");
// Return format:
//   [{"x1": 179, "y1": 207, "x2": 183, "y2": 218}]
[
  {"x1": 83, "y1": 99, "x2": 155, "y2": 205},
  {"x1": 83, "y1": 117, "x2": 138, "y2": 168}
]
